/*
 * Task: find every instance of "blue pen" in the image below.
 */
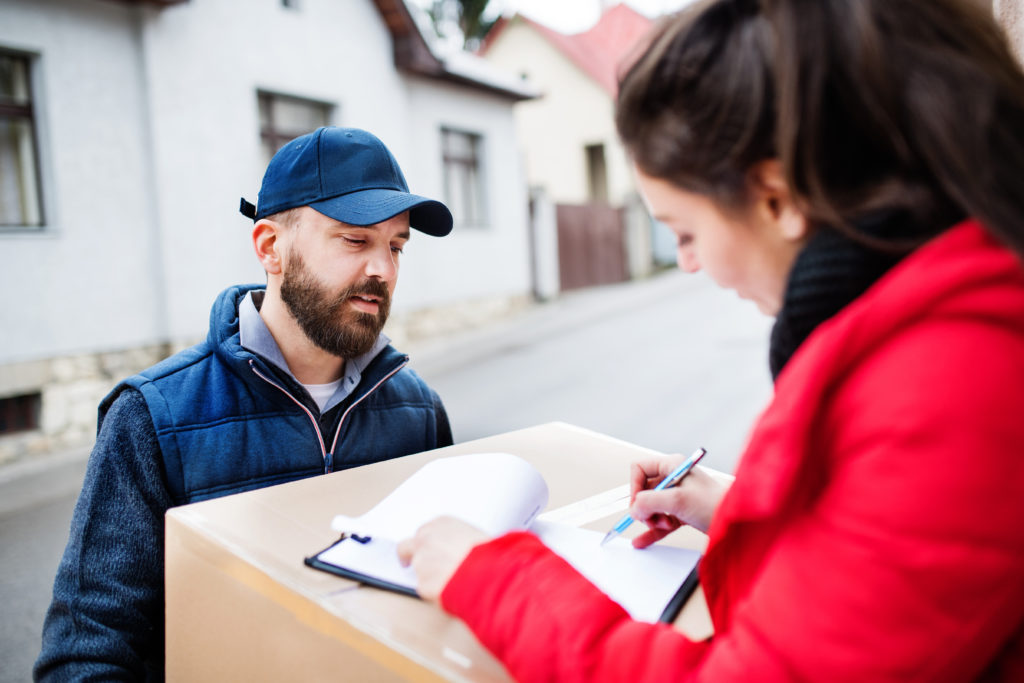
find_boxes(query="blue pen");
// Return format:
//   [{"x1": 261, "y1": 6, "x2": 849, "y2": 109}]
[{"x1": 600, "y1": 447, "x2": 707, "y2": 546}]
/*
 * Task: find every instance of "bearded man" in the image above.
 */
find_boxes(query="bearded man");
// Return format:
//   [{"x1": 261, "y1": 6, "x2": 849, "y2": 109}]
[{"x1": 36, "y1": 127, "x2": 454, "y2": 681}]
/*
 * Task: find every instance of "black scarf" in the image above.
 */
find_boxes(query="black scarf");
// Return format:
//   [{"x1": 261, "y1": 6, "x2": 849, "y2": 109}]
[{"x1": 768, "y1": 218, "x2": 909, "y2": 380}]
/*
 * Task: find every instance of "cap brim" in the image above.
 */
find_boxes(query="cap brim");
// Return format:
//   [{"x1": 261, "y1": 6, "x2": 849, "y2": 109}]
[{"x1": 310, "y1": 189, "x2": 453, "y2": 237}]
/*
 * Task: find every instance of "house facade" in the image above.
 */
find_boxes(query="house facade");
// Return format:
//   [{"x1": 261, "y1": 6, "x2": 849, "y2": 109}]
[
  {"x1": 0, "y1": 0, "x2": 533, "y2": 462},
  {"x1": 479, "y1": 3, "x2": 677, "y2": 291}
]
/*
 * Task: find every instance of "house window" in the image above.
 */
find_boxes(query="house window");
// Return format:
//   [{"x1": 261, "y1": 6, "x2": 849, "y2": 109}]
[
  {"x1": 585, "y1": 143, "x2": 608, "y2": 203},
  {"x1": 0, "y1": 50, "x2": 44, "y2": 229},
  {"x1": 258, "y1": 92, "x2": 332, "y2": 165},
  {"x1": 0, "y1": 392, "x2": 41, "y2": 435},
  {"x1": 441, "y1": 127, "x2": 486, "y2": 226}
]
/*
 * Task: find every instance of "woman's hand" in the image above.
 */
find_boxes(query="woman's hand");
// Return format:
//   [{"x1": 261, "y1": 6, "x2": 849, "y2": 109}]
[
  {"x1": 396, "y1": 516, "x2": 489, "y2": 602},
  {"x1": 628, "y1": 456, "x2": 729, "y2": 547}
]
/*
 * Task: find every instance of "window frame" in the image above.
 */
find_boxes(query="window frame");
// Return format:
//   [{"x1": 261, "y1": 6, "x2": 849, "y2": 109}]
[
  {"x1": 256, "y1": 90, "x2": 334, "y2": 166},
  {"x1": 0, "y1": 48, "x2": 46, "y2": 232},
  {"x1": 440, "y1": 126, "x2": 488, "y2": 228},
  {"x1": 585, "y1": 142, "x2": 609, "y2": 204},
  {"x1": 0, "y1": 392, "x2": 42, "y2": 435}
]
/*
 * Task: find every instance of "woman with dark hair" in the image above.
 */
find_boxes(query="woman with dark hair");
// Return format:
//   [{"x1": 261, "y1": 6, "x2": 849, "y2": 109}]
[{"x1": 397, "y1": 0, "x2": 1024, "y2": 679}]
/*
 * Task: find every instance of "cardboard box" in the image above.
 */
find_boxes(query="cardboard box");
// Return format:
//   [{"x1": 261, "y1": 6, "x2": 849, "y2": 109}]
[{"x1": 165, "y1": 422, "x2": 714, "y2": 681}]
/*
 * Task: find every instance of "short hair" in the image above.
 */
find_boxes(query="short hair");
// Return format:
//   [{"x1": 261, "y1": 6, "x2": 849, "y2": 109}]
[{"x1": 265, "y1": 207, "x2": 303, "y2": 230}]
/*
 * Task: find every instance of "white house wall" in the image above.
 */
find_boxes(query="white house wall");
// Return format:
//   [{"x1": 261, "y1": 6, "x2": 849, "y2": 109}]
[
  {"x1": 0, "y1": 0, "x2": 165, "y2": 364},
  {"x1": 482, "y1": 20, "x2": 634, "y2": 206},
  {"x1": 138, "y1": 0, "x2": 416, "y2": 344},
  {"x1": 398, "y1": 76, "x2": 531, "y2": 313},
  {"x1": 1, "y1": 0, "x2": 529, "y2": 367}
]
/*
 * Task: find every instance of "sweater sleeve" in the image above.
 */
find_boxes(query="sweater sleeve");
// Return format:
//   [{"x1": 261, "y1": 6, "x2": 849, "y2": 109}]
[
  {"x1": 430, "y1": 389, "x2": 454, "y2": 448},
  {"x1": 35, "y1": 389, "x2": 174, "y2": 681}
]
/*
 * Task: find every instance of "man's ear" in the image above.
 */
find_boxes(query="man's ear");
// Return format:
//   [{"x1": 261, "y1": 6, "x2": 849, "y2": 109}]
[
  {"x1": 748, "y1": 160, "x2": 808, "y2": 242},
  {"x1": 253, "y1": 219, "x2": 284, "y2": 275}
]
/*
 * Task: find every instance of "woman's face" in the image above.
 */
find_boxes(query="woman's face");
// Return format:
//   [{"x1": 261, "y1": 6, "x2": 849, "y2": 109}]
[{"x1": 635, "y1": 167, "x2": 806, "y2": 316}]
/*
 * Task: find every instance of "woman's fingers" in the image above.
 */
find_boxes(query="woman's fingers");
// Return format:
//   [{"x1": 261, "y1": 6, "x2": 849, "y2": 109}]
[
  {"x1": 632, "y1": 487, "x2": 689, "y2": 525},
  {"x1": 631, "y1": 466, "x2": 727, "y2": 535},
  {"x1": 397, "y1": 517, "x2": 489, "y2": 603},
  {"x1": 631, "y1": 526, "x2": 670, "y2": 549},
  {"x1": 629, "y1": 455, "x2": 688, "y2": 502}
]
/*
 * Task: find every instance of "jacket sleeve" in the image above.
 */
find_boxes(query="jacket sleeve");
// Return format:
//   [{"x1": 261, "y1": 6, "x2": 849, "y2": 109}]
[
  {"x1": 442, "y1": 532, "x2": 712, "y2": 683},
  {"x1": 439, "y1": 325, "x2": 1024, "y2": 682},
  {"x1": 444, "y1": 487, "x2": 1024, "y2": 683},
  {"x1": 35, "y1": 389, "x2": 174, "y2": 681}
]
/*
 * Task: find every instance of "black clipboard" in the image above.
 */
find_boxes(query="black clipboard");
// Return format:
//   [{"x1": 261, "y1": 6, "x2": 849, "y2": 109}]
[
  {"x1": 657, "y1": 561, "x2": 700, "y2": 623},
  {"x1": 304, "y1": 535, "x2": 419, "y2": 598},
  {"x1": 305, "y1": 536, "x2": 701, "y2": 623}
]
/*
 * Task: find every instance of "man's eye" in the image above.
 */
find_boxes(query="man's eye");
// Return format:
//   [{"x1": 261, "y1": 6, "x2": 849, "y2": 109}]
[
  {"x1": 677, "y1": 234, "x2": 693, "y2": 247},
  {"x1": 343, "y1": 236, "x2": 366, "y2": 246},
  {"x1": 391, "y1": 245, "x2": 405, "y2": 254}
]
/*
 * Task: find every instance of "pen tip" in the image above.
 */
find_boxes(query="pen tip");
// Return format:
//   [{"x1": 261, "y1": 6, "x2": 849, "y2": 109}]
[{"x1": 599, "y1": 531, "x2": 613, "y2": 546}]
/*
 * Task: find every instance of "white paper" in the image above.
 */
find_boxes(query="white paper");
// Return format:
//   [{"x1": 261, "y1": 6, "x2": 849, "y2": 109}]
[
  {"x1": 318, "y1": 537, "x2": 417, "y2": 590},
  {"x1": 317, "y1": 452, "x2": 700, "y2": 623},
  {"x1": 532, "y1": 520, "x2": 700, "y2": 622},
  {"x1": 331, "y1": 452, "x2": 549, "y2": 540}
]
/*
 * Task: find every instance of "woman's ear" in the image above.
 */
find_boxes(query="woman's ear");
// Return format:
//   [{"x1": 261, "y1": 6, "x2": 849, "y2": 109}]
[
  {"x1": 252, "y1": 219, "x2": 285, "y2": 275},
  {"x1": 749, "y1": 160, "x2": 808, "y2": 242}
]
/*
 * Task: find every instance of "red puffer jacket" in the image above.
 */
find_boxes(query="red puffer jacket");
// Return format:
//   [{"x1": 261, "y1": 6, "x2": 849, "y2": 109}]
[{"x1": 441, "y1": 220, "x2": 1024, "y2": 682}]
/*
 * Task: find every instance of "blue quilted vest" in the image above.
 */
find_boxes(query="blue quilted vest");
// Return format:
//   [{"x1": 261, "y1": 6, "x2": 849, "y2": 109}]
[{"x1": 99, "y1": 285, "x2": 449, "y2": 505}]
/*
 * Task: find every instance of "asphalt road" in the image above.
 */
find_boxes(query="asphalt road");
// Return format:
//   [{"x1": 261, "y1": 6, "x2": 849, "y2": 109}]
[
  {"x1": 413, "y1": 268, "x2": 774, "y2": 471},
  {"x1": 0, "y1": 268, "x2": 773, "y2": 682},
  {"x1": 0, "y1": 453, "x2": 88, "y2": 683}
]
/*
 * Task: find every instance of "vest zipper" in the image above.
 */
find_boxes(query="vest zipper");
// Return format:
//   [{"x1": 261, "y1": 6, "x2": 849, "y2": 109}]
[
  {"x1": 249, "y1": 360, "x2": 328, "y2": 470},
  {"x1": 249, "y1": 357, "x2": 409, "y2": 474},
  {"x1": 326, "y1": 358, "x2": 409, "y2": 469}
]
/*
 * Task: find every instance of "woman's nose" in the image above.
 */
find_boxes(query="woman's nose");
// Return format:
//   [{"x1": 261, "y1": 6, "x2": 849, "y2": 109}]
[{"x1": 677, "y1": 247, "x2": 700, "y2": 273}]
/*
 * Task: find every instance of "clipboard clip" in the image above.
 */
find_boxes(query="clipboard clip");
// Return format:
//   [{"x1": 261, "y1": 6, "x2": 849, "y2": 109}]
[{"x1": 338, "y1": 532, "x2": 373, "y2": 544}]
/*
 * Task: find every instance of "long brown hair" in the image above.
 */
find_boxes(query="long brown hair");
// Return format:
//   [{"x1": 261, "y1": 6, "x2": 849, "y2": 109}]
[{"x1": 616, "y1": 0, "x2": 1024, "y2": 257}]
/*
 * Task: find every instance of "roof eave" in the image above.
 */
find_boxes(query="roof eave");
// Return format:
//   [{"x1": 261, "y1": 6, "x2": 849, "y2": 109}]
[
  {"x1": 424, "y1": 69, "x2": 537, "y2": 101},
  {"x1": 372, "y1": 0, "x2": 445, "y2": 75},
  {"x1": 373, "y1": 0, "x2": 535, "y2": 100}
]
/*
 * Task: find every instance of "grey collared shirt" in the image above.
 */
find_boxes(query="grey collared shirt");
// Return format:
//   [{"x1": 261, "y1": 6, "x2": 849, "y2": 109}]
[{"x1": 238, "y1": 290, "x2": 390, "y2": 414}]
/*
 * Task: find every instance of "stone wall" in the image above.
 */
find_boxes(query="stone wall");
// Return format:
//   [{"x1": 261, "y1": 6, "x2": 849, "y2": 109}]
[
  {"x1": 385, "y1": 295, "x2": 533, "y2": 350},
  {"x1": 0, "y1": 344, "x2": 170, "y2": 464}
]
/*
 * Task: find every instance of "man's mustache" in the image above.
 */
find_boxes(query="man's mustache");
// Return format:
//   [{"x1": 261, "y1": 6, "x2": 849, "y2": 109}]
[{"x1": 336, "y1": 279, "x2": 391, "y2": 310}]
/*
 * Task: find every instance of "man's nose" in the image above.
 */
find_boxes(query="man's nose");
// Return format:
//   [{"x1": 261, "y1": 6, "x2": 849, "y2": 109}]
[{"x1": 364, "y1": 244, "x2": 397, "y2": 281}]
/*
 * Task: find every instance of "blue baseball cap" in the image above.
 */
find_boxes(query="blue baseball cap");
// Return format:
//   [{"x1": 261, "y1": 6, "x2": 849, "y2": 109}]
[{"x1": 240, "y1": 127, "x2": 453, "y2": 237}]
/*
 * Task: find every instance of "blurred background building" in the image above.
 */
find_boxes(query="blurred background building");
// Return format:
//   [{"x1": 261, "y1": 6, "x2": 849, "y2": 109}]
[
  {"x1": 0, "y1": 0, "x2": 538, "y2": 462},
  {"x1": 479, "y1": 3, "x2": 677, "y2": 296},
  {"x1": 2, "y1": 0, "x2": 1023, "y2": 465},
  {"x1": 996, "y1": 0, "x2": 1024, "y2": 57}
]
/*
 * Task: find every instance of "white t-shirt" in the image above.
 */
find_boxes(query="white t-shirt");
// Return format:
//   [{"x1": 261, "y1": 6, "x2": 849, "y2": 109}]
[{"x1": 302, "y1": 378, "x2": 344, "y2": 413}]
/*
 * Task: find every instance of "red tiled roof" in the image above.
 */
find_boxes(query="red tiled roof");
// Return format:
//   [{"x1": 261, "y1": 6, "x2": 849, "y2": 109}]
[{"x1": 480, "y1": 3, "x2": 654, "y2": 96}]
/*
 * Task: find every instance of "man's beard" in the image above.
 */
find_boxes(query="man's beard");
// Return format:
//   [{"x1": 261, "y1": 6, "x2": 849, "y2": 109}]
[{"x1": 280, "y1": 251, "x2": 391, "y2": 359}]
